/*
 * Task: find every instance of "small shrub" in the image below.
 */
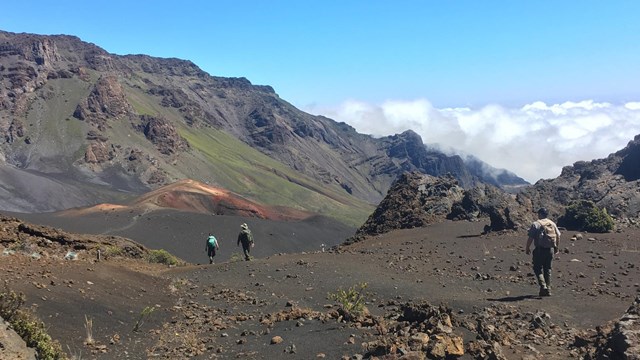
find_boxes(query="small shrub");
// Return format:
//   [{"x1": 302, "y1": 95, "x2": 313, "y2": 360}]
[
  {"x1": 0, "y1": 284, "x2": 25, "y2": 320},
  {"x1": 229, "y1": 252, "x2": 244, "y2": 263},
  {"x1": 133, "y1": 306, "x2": 155, "y2": 332},
  {"x1": 103, "y1": 245, "x2": 124, "y2": 258},
  {"x1": 0, "y1": 286, "x2": 67, "y2": 359},
  {"x1": 328, "y1": 282, "x2": 369, "y2": 320},
  {"x1": 558, "y1": 200, "x2": 615, "y2": 233},
  {"x1": 12, "y1": 314, "x2": 66, "y2": 359},
  {"x1": 147, "y1": 249, "x2": 179, "y2": 266}
]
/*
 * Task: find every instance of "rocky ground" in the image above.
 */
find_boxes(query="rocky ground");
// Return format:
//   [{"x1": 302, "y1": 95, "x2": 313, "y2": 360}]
[{"x1": 2, "y1": 214, "x2": 640, "y2": 359}]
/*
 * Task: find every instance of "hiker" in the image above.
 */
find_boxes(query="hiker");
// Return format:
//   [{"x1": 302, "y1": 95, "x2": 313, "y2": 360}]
[
  {"x1": 525, "y1": 208, "x2": 561, "y2": 296},
  {"x1": 205, "y1": 233, "x2": 219, "y2": 264},
  {"x1": 237, "y1": 223, "x2": 254, "y2": 261}
]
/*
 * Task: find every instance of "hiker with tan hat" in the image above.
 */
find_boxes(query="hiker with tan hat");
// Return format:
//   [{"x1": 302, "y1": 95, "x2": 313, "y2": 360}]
[{"x1": 237, "y1": 223, "x2": 254, "y2": 261}]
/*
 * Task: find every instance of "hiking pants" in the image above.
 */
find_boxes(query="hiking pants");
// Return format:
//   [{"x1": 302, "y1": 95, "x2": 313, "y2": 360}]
[
  {"x1": 207, "y1": 247, "x2": 216, "y2": 263},
  {"x1": 532, "y1": 247, "x2": 554, "y2": 288},
  {"x1": 240, "y1": 241, "x2": 251, "y2": 261}
]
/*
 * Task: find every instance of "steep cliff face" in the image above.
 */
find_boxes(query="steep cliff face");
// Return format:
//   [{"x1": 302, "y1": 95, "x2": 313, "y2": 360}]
[{"x1": 0, "y1": 30, "x2": 527, "y2": 215}]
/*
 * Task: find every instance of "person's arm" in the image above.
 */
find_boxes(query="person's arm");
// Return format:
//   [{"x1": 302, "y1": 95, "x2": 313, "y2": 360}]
[
  {"x1": 526, "y1": 237, "x2": 534, "y2": 254},
  {"x1": 237, "y1": 234, "x2": 241, "y2": 247},
  {"x1": 526, "y1": 222, "x2": 538, "y2": 254},
  {"x1": 554, "y1": 225, "x2": 561, "y2": 253}
]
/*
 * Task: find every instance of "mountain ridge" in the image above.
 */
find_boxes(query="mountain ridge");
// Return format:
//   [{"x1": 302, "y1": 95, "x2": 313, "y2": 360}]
[
  {"x1": 0, "y1": 29, "x2": 526, "y2": 223},
  {"x1": 352, "y1": 133, "x2": 640, "y2": 241}
]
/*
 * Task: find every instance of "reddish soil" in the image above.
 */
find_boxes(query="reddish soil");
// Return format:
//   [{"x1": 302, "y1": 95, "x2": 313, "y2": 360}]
[
  {"x1": 1, "y1": 217, "x2": 639, "y2": 359},
  {"x1": 64, "y1": 179, "x2": 317, "y2": 222}
]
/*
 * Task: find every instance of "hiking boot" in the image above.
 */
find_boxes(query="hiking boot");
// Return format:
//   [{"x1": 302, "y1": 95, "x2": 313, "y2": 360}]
[{"x1": 540, "y1": 288, "x2": 551, "y2": 297}]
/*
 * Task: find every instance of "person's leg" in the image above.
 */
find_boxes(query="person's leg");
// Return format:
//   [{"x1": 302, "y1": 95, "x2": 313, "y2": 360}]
[
  {"x1": 543, "y1": 249, "x2": 553, "y2": 295},
  {"x1": 532, "y1": 248, "x2": 547, "y2": 295},
  {"x1": 243, "y1": 245, "x2": 251, "y2": 261}
]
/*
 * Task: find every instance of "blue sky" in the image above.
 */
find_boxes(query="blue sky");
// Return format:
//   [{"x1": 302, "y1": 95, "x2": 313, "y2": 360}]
[{"x1": 3, "y1": 1, "x2": 640, "y2": 182}]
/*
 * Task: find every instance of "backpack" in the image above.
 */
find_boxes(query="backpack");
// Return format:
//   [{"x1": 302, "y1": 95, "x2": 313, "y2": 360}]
[
  {"x1": 536, "y1": 219, "x2": 557, "y2": 248},
  {"x1": 239, "y1": 230, "x2": 253, "y2": 244},
  {"x1": 207, "y1": 236, "x2": 217, "y2": 248}
]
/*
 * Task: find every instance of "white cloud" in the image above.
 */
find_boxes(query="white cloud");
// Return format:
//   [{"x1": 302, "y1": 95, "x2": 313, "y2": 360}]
[
  {"x1": 305, "y1": 99, "x2": 640, "y2": 183},
  {"x1": 522, "y1": 100, "x2": 611, "y2": 115},
  {"x1": 626, "y1": 102, "x2": 640, "y2": 110}
]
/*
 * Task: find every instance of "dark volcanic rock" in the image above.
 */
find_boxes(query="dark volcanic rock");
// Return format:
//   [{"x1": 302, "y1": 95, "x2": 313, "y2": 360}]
[
  {"x1": 0, "y1": 215, "x2": 148, "y2": 258},
  {"x1": 84, "y1": 141, "x2": 114, "y2": 164},
  {"x1": 0, "y1": 316, "x2": 36, "y2": 360},
  {"x1": 448, "y1": 184, "x2": 529, "y2": 231},
  {"x1": 349, "y1": 172, "x2": 529, "y2": 244},
  {"x1": 350, "y1": 172, "x2": 464, "y2": 241},
  {"x1": 140, "y1": 115, "x2": 189, "y2": 155},
  {"x1": 594, "y1": 297, "x2": 640, "y2": 359},
  {"x1": 73, "y1": 74, "x2": 133, "y2": 130},
  {"x1": 519, "y1": 134, "x2": 640, "y2": 227}
]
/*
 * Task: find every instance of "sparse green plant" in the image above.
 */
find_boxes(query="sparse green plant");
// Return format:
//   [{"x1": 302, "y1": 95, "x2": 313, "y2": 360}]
[
  {"x1": 146, "y1": 249, "x2": 179, "y2": 266},
  {"x1": 12, "y1": 313, "x2": 67, "y2": 359},
  {"x1": 168, "y1": 278, "x2": 193, "y2": 294},
  {"x1": 328, "y1": 282, "x2": 369, "y2": 320},
  {"x1": 103, "y1": 245, "x2": 124, "y2": 258},
  {"x1": 0, "y1": 283, "x2": 25, "y2": 320},
  {"x1": 0, "y1": 285, "x2": 67, "y2": 359},
  {"x1": 558, "y1": 200, "x2": 615, "y2": 233},
  {"x1": 8, "y1": 240, "x2": 27, "y2": 252},
  {"x1": 170, "y1": 278, "x2": 190, "y2": 288},
  {"x1": 181, "y1": 332, "x2": 204, "y2": 356},
  {"x1": 133, "y1": 306, "x2": 155, "y2": 332},
  {"x1": 84, "y1": 315, "x2": 94, "y2": 345},
  {"x1": 66, "y1": 345, "x2": 83, "y2": 360},
  {"x1": 482, "y1": 243, "x2": 490, "y2": 255},
  {"x1": 229, "y1": 252, "x2": 244, "y2": 263}
]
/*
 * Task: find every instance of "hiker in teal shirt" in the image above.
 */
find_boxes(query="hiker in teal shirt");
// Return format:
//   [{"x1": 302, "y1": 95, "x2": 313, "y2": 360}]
[{"x1": 205, "y1": 233, "x2": 219, "y2": 264}]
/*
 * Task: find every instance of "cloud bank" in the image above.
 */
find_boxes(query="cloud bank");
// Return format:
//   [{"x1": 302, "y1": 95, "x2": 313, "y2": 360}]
[{"x1": 305, "y1": 100, "x2": 640, "y2": 183}]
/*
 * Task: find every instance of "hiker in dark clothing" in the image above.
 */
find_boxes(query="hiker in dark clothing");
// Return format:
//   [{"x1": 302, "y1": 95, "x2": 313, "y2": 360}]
[
  {"x1": 526, "y1": 208, "x2": 561, "y2": 296},
  {"x1": 237, "y1": 223, "x2": 254, "y2": 261},
  {"x1": 205, "y1": 233, "x2": 219, "y2": 264}
]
